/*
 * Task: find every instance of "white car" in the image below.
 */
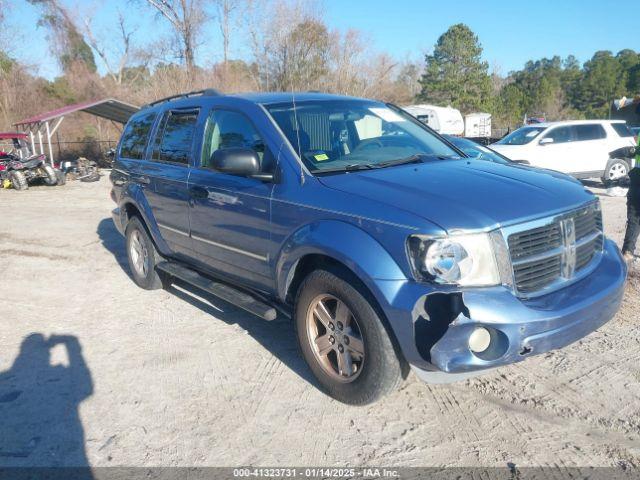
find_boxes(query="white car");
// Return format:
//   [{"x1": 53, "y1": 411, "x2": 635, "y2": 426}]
[{"x1": 491, "y1": 120, "x2": 637, "y2": 184}]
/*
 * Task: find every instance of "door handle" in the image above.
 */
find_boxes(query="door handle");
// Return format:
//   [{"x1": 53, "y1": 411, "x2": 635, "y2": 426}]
[{"x1": 189, "y1": 186, "x2": 209, "y2": 200}]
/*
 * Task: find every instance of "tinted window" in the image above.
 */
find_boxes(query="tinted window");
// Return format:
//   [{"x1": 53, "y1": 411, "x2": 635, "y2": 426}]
[
  {"x1": 495, "y1": 126, "x2": 545, "y2": 145},
  {"x1": 611, "y1": 123, "x2": 634, "y2": 138},
  {"x1": 154, "y1": 110, "x2": 199, "y2": 164},
  {"x1": 574, "y1": 124, "x2": 606, "y2": 141},
  {"x1": 201, "y1": 110, "x2": 273, "y2": 172},
  {"x1": 543, "y1": 126, "x2": 574, "y2": 144},
  {"x1": 119, "y1": 112, "x2": 157, "y2": 159}
]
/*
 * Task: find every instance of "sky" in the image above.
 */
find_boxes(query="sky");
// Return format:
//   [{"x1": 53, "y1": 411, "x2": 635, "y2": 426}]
[{"x1": 12, "y1": 0, "x2": 640, "y2": 80}]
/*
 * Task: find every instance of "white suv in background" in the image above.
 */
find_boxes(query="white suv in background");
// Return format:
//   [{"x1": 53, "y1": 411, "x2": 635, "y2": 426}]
[{"x1": 491, "y1": 120, "x2": 637, "y2": 184}]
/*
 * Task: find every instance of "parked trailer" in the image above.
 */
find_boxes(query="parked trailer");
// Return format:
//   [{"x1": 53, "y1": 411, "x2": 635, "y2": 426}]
[
  {"x1": 402, "y1": 104, "x2": 464, "y2": 136},
  {"x1": 464, "y1": 112, "x2": 492, "y2": 138}
]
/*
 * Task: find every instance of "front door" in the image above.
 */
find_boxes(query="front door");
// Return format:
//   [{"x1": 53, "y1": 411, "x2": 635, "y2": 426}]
[
  {"x1": 535, "y1": 125, "x2": 580, "y2": 173},
  {"x1": 141, "y1": 108, "x2": 200, "y2": 257},
  {"x1": 188, "y1": 108, "x2": 276, "y2": 289}
]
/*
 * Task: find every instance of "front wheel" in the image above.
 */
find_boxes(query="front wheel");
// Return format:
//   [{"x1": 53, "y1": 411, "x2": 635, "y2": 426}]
[
  {"x1": 295, "y1": 270, "x2": 403, "y2": 405},
  {"x1": 125, "y1": 216, "x2": 164, "y2": 290},
  {"x1": 602, "y1": 159, "x2": 630, "y2": 186}
]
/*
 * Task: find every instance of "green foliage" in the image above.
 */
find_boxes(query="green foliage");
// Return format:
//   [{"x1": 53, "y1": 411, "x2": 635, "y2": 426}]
[
  {"x1": 43, "y1": 77, "x2": 76, "y2": 104},
  {"x1": 0, "y1": 51, "x2": 15, "y2": 73},
  {"x1": 575, "y1": 51, "x2": 626, "y2": 118},
  {"x1": 417, "y1": 24, "x2": 640, "y2": 127},
  {"x1": 418, "y1": 24, "x2": 493, "y2": 112}
]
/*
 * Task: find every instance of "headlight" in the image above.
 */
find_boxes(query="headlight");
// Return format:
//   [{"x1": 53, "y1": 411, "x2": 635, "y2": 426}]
[{"x1": 407, "y1": 232, "x2": 511, "y2": 287}]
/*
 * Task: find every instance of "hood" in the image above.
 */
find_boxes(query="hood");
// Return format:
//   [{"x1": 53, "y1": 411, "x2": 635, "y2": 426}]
[{"x1": 318, "y1": 159, "x2": 595, "y2": 233}]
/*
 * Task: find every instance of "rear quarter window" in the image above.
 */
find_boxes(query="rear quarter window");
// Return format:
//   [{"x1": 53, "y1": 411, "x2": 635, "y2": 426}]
[
  {"x1": 119, "y1": 112, "x2": 157, "y2": 160},
  {"x1": 611, "y1": 123, "x2": 634, "y2": 138}
]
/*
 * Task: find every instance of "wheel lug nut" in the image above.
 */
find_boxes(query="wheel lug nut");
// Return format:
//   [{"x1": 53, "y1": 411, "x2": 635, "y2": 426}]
[
  {"x1": 337, "y1": 321, "x2": 343, "y2": 330},
  {"x1": 338, "y1": 344, "x2": 344, "y2": 353},
  {"x1": 343, "y1": 336, "x2": 349, "y2": 345},
  {"x1": 328, "y1": 322, "x2": 335, "y2": 331},
  {"x1": 329, "y1": 336, "x2": 335, "y2": 344}
]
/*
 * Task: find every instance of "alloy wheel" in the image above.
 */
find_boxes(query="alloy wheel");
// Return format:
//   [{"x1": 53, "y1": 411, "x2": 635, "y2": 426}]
[
  {"x1": 306, "y1": 294, "x2": 365, "y2": 383},
  {"x1": 130, "y1": 229, "x2": 149, "y2": 277},
  {"x1": 609, "y1": 163, "x2": 628, "y2": 180}
]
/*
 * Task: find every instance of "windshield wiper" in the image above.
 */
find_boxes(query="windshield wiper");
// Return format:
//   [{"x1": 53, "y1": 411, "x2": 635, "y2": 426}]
[
  {"x1": 372, "y1": 154, "x2": 424, "y2": 169},
  {"x1": 314, "y1": 163, "x2": 376, "y2": 175}
]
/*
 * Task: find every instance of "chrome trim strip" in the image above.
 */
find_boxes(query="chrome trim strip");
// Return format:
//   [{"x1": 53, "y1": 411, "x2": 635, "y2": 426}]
[
  {"x1": 157, "y1": 223, "x2": 190, "y2": 237},
  {"x1": 511, "y1": 246, "x2": 564, "y2": 267},
  {"x1": 191, "y1": 234, "x2": 268, "y2": 261},
  {"x1": 576, "y1": 230, "x2": 602, "y2": 247}
]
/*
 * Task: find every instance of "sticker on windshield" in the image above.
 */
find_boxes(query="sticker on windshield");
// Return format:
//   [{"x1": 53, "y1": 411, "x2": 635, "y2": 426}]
[
  {"x1": 314, "y1": 153, "x2": 329, "y2": 161},
  {"x1": 369, "y1": 107, "x2": 406, "y2": 123}
]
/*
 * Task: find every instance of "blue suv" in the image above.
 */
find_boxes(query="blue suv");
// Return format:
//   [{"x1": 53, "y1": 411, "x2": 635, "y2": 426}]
[{"x1": 110, "y1": 90, "x2": 627, "y2": 404}]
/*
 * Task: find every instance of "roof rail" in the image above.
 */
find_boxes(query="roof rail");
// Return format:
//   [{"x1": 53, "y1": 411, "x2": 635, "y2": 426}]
[{"x1": 145, "y1": 88, "x2": 223, "y2": 107}]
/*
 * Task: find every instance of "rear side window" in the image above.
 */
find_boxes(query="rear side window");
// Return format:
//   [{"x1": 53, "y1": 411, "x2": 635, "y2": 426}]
[
  {"x1": 119, "y1": 112, "x2": 157, "y2": 160},
  {"x1": 574, "y1": 124, "x2": 606, "y2": 141},
  {"x1": 152, "y1": 109, "x2": 199, "y2": 164},
  {"x1": 611, "y1": 123, "x2": 634, "y2": 138}
]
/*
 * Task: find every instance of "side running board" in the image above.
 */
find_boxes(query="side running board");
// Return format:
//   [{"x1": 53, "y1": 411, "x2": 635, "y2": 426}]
[{"x1": 156, "y1": 261, "x2": 277, "y2": 321}]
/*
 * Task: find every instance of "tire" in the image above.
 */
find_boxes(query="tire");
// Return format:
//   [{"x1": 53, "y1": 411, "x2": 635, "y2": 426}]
[
  {"x1": 8, "y1": 171, "x2": 28, "y2": 191},
  {"x1": 294, "y1": 269, "x2": 403, "y2": 405},
  {"x1": 42, "y1": 165, "x2": 58, "y2": 185},
  {"x1": 55, "y1": 169, "x2": 66, "y2": 186},
  {"x1": 602, "y1": 159, "x2": 630, "y2": 186},
  {"x1": 125, "y1": 216, "x2": 164, "y2": 290}
]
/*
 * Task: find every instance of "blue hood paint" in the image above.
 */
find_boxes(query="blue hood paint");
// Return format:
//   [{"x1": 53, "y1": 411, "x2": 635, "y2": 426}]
[{"x1": 318, "y1": 159, "x2": 595, "y2": 232}]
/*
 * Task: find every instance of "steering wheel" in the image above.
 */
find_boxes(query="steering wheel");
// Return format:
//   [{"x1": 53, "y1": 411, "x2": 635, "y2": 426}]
[{"x1": 354, "y1": 138, "x2": 384, "y2": 152}]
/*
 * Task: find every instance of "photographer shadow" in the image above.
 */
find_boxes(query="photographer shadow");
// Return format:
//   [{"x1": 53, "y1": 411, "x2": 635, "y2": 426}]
[{"x1": 0, "y1": 334, "x2": 93, "y2": 475}]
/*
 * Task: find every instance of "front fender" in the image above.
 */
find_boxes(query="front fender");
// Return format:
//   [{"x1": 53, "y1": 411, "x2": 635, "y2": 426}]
[
  {"x1": 275, "y1": 220, "x2": 408, "y2": 302},
  {"x1": 119, "y1": 184, "x2": 173, "y2": 256}
]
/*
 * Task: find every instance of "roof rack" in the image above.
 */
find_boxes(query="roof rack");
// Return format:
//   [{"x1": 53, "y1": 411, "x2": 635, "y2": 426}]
[{"x1": 145, "y1": 88, "x2": 223, "y2": 107}]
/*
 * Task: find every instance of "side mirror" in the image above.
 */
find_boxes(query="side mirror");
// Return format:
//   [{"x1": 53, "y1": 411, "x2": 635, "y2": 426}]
[
  {"x1": 539, "y1": 137, "x2": 554, "y2": 146},
  {"x1": 211, "y1": 148, "x2": 272, "y2": 181}
]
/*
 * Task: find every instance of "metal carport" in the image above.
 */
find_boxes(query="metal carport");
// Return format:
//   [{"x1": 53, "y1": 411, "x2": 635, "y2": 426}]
[{"x1": 13, "y1": 98, "x2": 139, "y2": 165}]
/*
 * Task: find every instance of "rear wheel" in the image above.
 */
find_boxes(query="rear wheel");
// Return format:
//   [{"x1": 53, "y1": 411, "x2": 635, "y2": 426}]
[
  {"x1": 9, "y1": 171, "x2": 28, "y2": 191},
  {"x1": 602, "y1": 159, "x2": 630, "y2": 186},
  {"x1": 42, "y1": 165, "x2": 57, "y2": 185},
  {"x1": 125, "y1": 216, "x2": 163, "y2": 290},
  {"x1": 55, "y1": 169, "x2": 66, "y2": 186},
  {"x1": 295, "y1": 269, "x2": 403, "y2": 405}
]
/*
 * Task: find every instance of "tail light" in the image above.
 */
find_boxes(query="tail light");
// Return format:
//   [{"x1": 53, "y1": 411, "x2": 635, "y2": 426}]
[{"x1": 0, "y1": 164, "x2": 5, "y2": 171}]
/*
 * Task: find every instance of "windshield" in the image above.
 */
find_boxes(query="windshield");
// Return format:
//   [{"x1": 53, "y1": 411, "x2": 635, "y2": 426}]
[
  {"x1": 496, "y1": 126, "x2": 545, "y2": 145},
  {"x1": 445, "y1": 136, "x2": 510, "y2": 165},
  {"x1": 265, "y1": 100, "x2": 461, "y2": 173}
]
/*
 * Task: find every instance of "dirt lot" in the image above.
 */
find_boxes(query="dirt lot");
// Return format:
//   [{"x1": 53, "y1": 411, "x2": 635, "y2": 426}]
[{"x1": 1, "y1": 176, "x2": 639, "y2": 469}]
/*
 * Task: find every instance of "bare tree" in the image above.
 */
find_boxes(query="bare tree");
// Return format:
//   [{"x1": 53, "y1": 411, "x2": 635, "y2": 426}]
[
  {"x1": 143, "y1": 0, "x2": 209, "y2": 81},
  {"x1": 215, "y1": 0, "x2": 241, "y2": 69},
  {"x1": 84, "y1": 13, "x2": 142, "y2": 86}
]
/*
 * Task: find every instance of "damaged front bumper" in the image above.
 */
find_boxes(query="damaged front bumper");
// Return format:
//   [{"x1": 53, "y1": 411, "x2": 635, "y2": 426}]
[{"x1": 381, "y1": 238, "x2": 627, "y2": 382}]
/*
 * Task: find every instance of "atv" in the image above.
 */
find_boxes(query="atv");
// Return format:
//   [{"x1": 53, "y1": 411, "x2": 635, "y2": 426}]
[{"x1": 0, "y1": 133, "x2": 57, "y2": 190}]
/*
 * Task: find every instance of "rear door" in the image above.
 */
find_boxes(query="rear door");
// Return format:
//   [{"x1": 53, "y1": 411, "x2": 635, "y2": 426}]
[
  {"x1": 140, "y1": 108, "x2": 200, "y2": 257},
  {"x1": 571, "y1": 124, "x2": 609, "y2": 174}
]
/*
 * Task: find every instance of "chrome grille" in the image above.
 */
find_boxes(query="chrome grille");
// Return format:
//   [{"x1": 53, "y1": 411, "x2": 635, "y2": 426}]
[{"x1": 507, "y1": 203, "x2": 603, "y2": 296}]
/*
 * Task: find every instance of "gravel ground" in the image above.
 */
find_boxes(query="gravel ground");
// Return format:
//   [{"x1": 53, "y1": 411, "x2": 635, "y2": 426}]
[{"x1": 1, "y1": 176, "x2": 639, "y2": 469}]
